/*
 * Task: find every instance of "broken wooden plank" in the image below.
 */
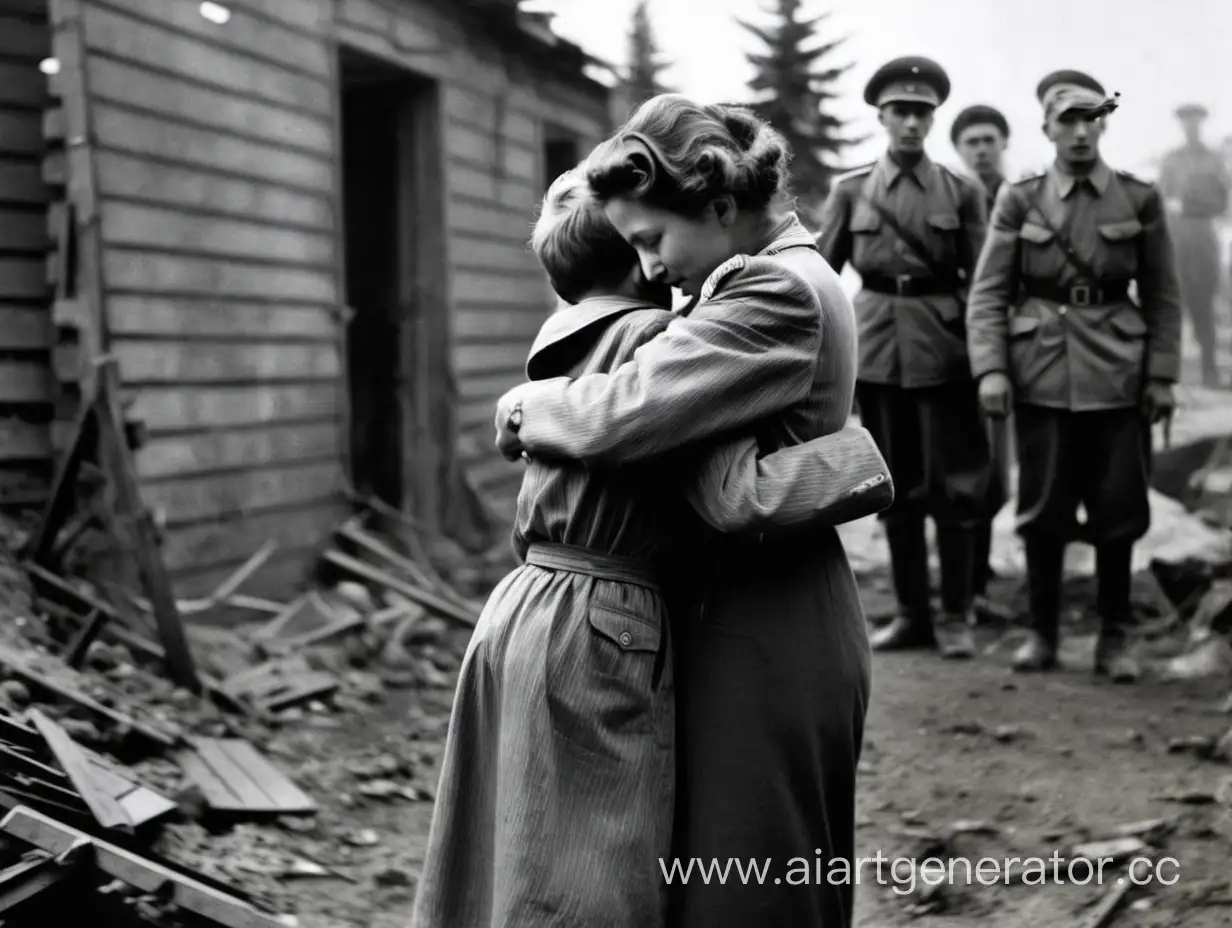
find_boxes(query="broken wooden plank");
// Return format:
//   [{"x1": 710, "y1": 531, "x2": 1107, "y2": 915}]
[
  {"x1": 251, "y1": 591, "x2": 339, "y2": 642},
  {"x1": 64, "y1": 608, "x2": 107, "y2": 669},
  {"x1": 1080, "y1": 879, "x2": 1133, "y2": 928},
  {"x1": 177, "y1": 737, "x2": 315, "y2": 815},
  {"x1": 262, "y1": 612, "x2": 366, "y2": 655},
  {"x1": 0, "y1": 853, "x2": 80, "y2": 915},
  {"x1": 323, "y1": 549, "x2": 478, "y2": 627},
  {"x1": 84, "y1": 754, "x2": 176, "y2": 828},
  {"x1": 95, "y1": 361, "x2": 200, "y2": 694},
  {"x1": 254, "y1": 673, "x2": 339, "y2": 714},
  {"x1": 0, "y1": 643, "x2": 178, "y2": 748},
  {"x1": 0, "y1": 805, "x2": 286, "y2": 928},
  {"x1": 29, "y1": 709, "x2": 131, "y2": 832}
]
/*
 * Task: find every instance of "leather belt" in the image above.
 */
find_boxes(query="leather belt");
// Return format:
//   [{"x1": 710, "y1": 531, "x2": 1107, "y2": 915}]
[
  {"x1": 861, "y1": 273, "x2": 958, "y2": 297},
  {"x1": 1020, "y1": 277, "x2": 1130, "y2": 306}
]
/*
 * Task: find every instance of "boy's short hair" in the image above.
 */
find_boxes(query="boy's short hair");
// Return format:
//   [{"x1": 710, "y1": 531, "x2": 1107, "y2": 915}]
[{"x1": 531, "y1": 167, "x2": 639, "y2": 304}]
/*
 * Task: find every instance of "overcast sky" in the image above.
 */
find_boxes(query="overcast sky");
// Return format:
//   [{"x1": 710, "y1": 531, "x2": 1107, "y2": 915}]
[{"x1": 527, "y1": 0, "x2": 1232, "y2": 179}]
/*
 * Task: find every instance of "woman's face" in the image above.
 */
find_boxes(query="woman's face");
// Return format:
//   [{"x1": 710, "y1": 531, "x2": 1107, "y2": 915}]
[{"x1": 603, "y1": 197, "x2": 735, "y2": 297}]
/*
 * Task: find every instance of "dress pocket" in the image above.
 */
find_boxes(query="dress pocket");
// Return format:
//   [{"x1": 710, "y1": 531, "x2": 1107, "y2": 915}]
[{"x1": 545, "y1": 596, "x2": 663, "y2": 761}]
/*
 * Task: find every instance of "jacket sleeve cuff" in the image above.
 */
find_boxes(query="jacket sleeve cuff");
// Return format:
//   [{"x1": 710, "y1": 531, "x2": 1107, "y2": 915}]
[
  {"x1": 1147, "y1": 353, "x2": 1180, "y2": 383},
  {"x1": 969, "y1": 350, "x2": 1008, "y2": 381}
]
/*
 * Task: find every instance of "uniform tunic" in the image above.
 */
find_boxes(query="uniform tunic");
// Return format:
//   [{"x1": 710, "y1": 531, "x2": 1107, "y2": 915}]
[
  {"x1": 412, "y1": 283, "x2": 891, "y2": 928},
  {"x1": 816, "y1": 153, "x2": 992, "y2": 529},
  {"x1": 966, "y1": 160, "x2": 1183, "y2": 542},
  {"x1": 507, "y1": 216, "x2": 873, "y2": 928}
]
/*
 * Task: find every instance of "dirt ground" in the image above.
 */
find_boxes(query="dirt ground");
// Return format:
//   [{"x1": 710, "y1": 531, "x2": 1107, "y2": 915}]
[{"x1": 210, "y1": 569, "x2": 1232, "y2": 928}]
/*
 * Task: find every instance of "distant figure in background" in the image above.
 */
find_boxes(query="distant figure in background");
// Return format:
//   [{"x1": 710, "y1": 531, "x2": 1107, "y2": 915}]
[
  {"x1": 951, "y1": 104, "x2": 1013, "y2": 612},
  {"x1": 1160, "y1": 103, "x2": 1230, "y2": 387},
  {"x1": 952, "y1": 104, "x2": 1009, "y2": 205},
  {"x1": 817, "y1": 57, "x2": 992, "y2": 658},
  {"x1": 967, "y1": 71, "x2": 1182, "y2": 680}
]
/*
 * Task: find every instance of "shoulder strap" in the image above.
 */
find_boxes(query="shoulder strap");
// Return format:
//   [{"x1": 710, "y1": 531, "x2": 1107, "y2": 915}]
[
  {"x1": 855, "y1": 193, "x2": 947, "y2": 278},
  {"x1": 1021, "y1": 181, "x2": 1101, "y2": 282}
]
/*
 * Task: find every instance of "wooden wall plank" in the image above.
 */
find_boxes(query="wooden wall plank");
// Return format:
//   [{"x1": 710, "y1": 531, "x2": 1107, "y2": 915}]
[
  {"x1": 142, "y1": 461, "x2": 346, "y2": 525},
  {"x1": 94, "y1": 152, "x2": 333, "y2": 229},
  {"x1": 0, "y1": 307, "x2": 52, "y2": 348},
  {"x1": 454, "y1": 342, "x2": 533, "y2": 377},
  {"x1": 0, "y1": 16, "x2": 49, "y2": 60},
  {"x1": 80, "y1": 3, "x2": 331, "y2": 115},
  {"x1": 0, "y1": 110, "x2": 45, "y2": 155},
  {"x1": 85, "y1": 56, "x2": 333, "y2": 155},
  {"x1": 0, "y1": 418, "x2": 51, "y2": 460},
  {"x1": 0, "y1": 208, "x2": 48, "y2": 250},
  {"x1": 127, "y1": 384, "x2": 339, "y2": 431},
  {"x1": 0, "y1": 159, "x2": 49, "y2": 204},
  {"x1": 0, "y1": 257, "x2": 48, "y2": 299},
  {"x1": 446, "y1": 123, "x2": 538, "y2": 182},
  {"x1": 135, "y1": 421, "x2": 340, "y2": 480},
  {"x1": 101, "y1": 202, "x2": 334, "y2": 265},
  {"x1": 96, "y1": 0, "x2": 331, "y2": 77},
  {"x1": 106, "y1": 296, "x2": 338, "y2": 340},
  {"x1": 103, "y1": 251, "x2": 336, "y2": 303},
  {"x1": 170, "y1": 543, "x2": 321, "y2": 602},
  {"x1": 235, "y1": 0, "x2": 329, "y2": 31},
  {"x1": 458, "y1": 369, "x2": 521, "y2": 403},
  {"x1": 453, "y1": 306, "x2": 549, "y2": 341},
  {"x1": 92, "y1": 104, "x2": 333, "y2": 191},
  {"x1": 452, "y1": 268, "x2": 552, "y2": 308},
  {"x1": 442, "y1": 85, "x2": 538, "y2": 145},
  {"x1": 159, "y1": 501, "x2": 346, "y2": 572},
  {"x1": 447, "y1": 164, "x2": 540, "y2": 213},
  {"x1": 449, "y1": 235, "x2": 537, "y2": 273},
  {"x1": 0, "y1": 62, "x2": 48, "y2": 108},
  {"x1": 113, "y1": 339, "x2": 340, "y2": 383},
  {"x1": 0, "y1": 360, "x2": 51, "y2": 402},
  {"x1": 447, "y1": 198, "x2": 536, "y2": 242}
]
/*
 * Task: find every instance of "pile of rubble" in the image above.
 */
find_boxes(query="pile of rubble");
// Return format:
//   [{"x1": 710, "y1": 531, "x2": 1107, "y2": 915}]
[{"x1": 0, "y1": 497, "x2": 507, "y2": 926}]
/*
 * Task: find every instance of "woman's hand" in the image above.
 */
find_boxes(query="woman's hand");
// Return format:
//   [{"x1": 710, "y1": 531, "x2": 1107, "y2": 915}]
[{"x1": 494, "y1": 386, "x2": 528, "y2": 461}]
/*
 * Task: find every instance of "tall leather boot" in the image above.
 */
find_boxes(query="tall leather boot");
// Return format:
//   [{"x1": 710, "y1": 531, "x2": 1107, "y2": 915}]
[
  {"x1": 871, "y1": 517, "x2": 934, "y2": 651},
  {"x1": 1095, "y1": 542, "x2": 1139, "y2": 682},
  {"x1": 935, "y1": 524, "x2": 977, "y2": 658},
  {"x1": 1013, "y1": 537, "x2": 1064, "y2": 671}
]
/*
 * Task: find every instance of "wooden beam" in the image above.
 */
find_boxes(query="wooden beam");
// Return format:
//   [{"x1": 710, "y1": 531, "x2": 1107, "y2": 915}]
[
  {"x1": 29, "y1": 709, "x2": 132, "y2": 832},
  {"x1": 94, "y1": 361, "x2": 200, "y2": 694},
  {"x1": 323, "y1": 549, "x2": 477, "y2": 627},
  {"x1": 0, "y1": 806, "x2": 287, "y2": 928}
]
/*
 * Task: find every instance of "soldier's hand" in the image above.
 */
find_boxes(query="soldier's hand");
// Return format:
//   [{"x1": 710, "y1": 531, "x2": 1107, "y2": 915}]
[
  {"x1": 978, "y1": 373, "x2": 1013, "y2": 418},
  {"x1": 1141, "y1": 380, "x2": 1176, "y2": 424}
]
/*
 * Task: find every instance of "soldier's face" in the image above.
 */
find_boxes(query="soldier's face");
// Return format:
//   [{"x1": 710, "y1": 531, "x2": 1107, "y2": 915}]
[
  {"x1": 956, "y1": 124, "x2": 1007, "y2": 176},
  {"x1": 1045, "y1": 112, "x2": 1104, "y2": 165},
  {"x1": 880, "y1": 103, "x2": 935, "y2": 154},
  {"x1": 604, "y1": 196, "x2": 736, "y2": 297},
  {"x1": 1180, "y1": 116, "x2": 1203, "y2": 144}
]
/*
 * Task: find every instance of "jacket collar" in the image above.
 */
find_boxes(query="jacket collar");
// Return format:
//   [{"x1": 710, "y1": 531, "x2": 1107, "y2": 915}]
[
  {"x1": 1050, "y1": 158, "x2": 1112, "y2": 198},
  {"x1": 879, "y1": 151, "x2": 932, "y2": 188},
  {"x1": 693, "y1": 213, "x2": 816, "y2": 306},
  {"x1": 526, "y1": 296, "x2": 661, "y2": 379}
]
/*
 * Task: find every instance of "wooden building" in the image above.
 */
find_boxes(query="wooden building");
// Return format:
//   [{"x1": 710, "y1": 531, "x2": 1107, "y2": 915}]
[{"x1": 0, "y1": 0, "x2": 612, "y2": 599}]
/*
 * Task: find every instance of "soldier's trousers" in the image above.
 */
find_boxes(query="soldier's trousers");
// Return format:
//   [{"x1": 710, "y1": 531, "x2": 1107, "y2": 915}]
[
  {"x1": 1014, "y1": 403, "x2": 1151, "y2": 545},
  {"x1": 856, "y1": 379, "x2": 992, "y2": 617},
  {"x1": 1173, "y1": 217, "x2": 1221, "y2": 382}
]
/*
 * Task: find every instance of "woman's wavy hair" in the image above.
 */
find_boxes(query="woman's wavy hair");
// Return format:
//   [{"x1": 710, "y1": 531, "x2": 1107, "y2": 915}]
[{"x1": 585, "y1": 94, "x2": 794, "y2": 218}]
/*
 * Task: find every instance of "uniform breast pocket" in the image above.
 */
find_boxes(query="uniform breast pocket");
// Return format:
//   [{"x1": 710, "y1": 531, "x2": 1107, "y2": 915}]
[
  {"x1": 1018, "y1": 221, "x2": 1058, "y2": 278},
  {"x1": 1096, "y1": 219, "x2": 1143, "y2": 279}
]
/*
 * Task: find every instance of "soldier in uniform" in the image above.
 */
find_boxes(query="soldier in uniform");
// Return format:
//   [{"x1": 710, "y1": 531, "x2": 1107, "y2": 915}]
[
  {"x1": 1160, "y1": 103, "x2": 1230, "y2": 387},
  {"x1": 967, "y1": 71, "x2": 1183, "y2": 680},
  {"x1": 817, "y1": 57, "x2": 992, "y2": 658},
  {"x1": 951, "y1": 103, "x2": 1013, "y2": 611},
  {"x1": 952, "y1": 104, "x2": 1010, "y2": 206}
]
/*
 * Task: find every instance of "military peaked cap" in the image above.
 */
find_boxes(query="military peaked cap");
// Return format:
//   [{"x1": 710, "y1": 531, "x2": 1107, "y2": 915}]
[{"x1": 864, "y1": 56, "x2": 950, "y2": 109}]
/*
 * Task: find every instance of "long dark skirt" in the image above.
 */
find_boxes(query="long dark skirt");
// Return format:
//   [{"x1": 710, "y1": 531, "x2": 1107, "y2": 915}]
[
  {"x1": 410, "y1": 543, "x2": 675, "y2": 928},
  {"x1": 667, "y1": 525, "x2": 872, "y2": 928}
]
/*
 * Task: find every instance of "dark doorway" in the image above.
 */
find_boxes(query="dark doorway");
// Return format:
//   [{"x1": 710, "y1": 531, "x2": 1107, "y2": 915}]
[{"x1": 338, "y1": 48, "x2": 444, "y2": 516}]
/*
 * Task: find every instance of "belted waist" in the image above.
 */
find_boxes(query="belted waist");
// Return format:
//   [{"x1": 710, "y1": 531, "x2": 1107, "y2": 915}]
[
  {"x1": 1020, "y1": 277, "x2": 1131, "y2": 306},
  {"x1": 861, "y1": 273, "x2": 959, "y2": 297},
  {"x1": 525, "y1": 542, "x2": 659, "y2": 591}
]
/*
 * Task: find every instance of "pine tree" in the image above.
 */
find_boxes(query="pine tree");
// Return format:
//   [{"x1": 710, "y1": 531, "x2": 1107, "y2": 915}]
[
  {"x1": 622, "y1": 0, "x2": 670, "y2": 115},
  {"x1": 741, "y1": 0, "x2": 861, "y2": 214}
]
